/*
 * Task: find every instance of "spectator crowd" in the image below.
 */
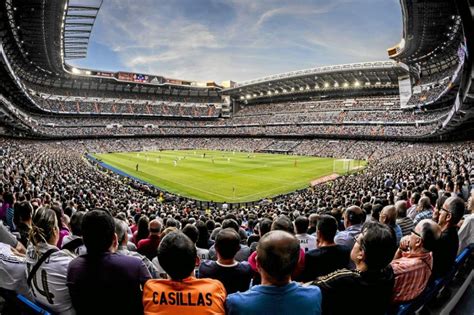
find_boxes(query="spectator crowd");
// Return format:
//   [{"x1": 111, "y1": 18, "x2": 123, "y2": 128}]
[{"x1": 0, "y1": 137, "x2": 472, "y2": 315}]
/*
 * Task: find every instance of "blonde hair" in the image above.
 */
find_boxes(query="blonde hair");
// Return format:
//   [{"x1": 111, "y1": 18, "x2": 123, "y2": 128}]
[{"x1": 29, "y1": 207, "x2": 58, "y2": 246}]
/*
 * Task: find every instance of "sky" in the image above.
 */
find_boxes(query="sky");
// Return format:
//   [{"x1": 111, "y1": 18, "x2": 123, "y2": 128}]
[{"x1": 69, "y1": 0, "x2": 402, "y2": 83}]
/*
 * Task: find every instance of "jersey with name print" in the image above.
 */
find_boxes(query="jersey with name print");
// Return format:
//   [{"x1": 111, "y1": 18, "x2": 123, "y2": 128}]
[
  {"x1": 26, "y1": 243, "x2": 76, "y2": 314},
  {"x1": 143, "y1": 276, "x2": 226, "y2": 315}
]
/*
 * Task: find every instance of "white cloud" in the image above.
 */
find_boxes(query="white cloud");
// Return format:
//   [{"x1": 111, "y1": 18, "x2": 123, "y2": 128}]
[{"x1": 78, "y1": 0, "x2": 401, "y2": 82}]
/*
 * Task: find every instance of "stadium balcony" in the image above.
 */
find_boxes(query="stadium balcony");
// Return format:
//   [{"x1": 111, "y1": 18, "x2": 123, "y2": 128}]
[
  {"x1": 223, "y1": 61, "x2": 408, "y2": 105},
  {"x1": 0, "y1": 0, "x2": 223, "y2": 121},
  {"x1": 387, "y1": 0, "x2": 461, "y2": 73}
]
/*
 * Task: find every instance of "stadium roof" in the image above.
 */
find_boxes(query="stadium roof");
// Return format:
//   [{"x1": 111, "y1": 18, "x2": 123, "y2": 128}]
[
  {"x1": 387, "y1": 0, "x2": 462, "y2": 77},
  {"x1": 223, "y1": 61, "x2": 409, "y2": 100}
]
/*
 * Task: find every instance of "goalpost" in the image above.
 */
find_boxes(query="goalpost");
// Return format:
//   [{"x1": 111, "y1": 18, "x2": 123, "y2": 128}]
[{"x1": 333, "y1": 159, "x2": 360, "y2": 174}]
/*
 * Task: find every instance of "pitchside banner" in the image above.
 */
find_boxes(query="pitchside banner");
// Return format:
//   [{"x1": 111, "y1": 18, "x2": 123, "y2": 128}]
[{"x1": 399, "y1": 76, "x2": 412, "y2": 108}]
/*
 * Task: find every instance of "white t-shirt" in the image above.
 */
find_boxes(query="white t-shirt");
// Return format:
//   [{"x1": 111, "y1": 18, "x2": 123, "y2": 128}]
[
  {"x1": 0, "y1": 242, "x2": 31, "y2": 298},
  {"x1": 26, "y1": 243, "x2": 76, "y2": 314},
  {"x1": 151, "y1": 256, "x2": 169, "y2": 279},
  {"x1": 197, "y1": 247, "x2": 209, "y2": 261},
  {"x1": 296, "y1": 233, "x2": 317, "y2": 252}
]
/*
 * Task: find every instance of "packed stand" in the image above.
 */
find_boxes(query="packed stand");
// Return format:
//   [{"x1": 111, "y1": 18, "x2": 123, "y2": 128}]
[{"x1": 0, "y1": 137, "x2": 473, "y2": 315}]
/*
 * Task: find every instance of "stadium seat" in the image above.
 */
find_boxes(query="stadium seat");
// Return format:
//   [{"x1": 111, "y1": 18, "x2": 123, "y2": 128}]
[{"x1": 0, "y1": 288, "x2": 52, "y2": 315}]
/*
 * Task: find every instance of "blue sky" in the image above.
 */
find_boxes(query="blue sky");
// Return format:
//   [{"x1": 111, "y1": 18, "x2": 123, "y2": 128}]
[{"x1": 69, "y1": 0, "x2": 402, "y2": 83}]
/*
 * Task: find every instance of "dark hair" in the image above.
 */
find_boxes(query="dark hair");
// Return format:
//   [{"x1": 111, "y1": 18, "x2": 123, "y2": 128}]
[
  {"x1": 195, "y1": 221, "x2": 210, "y2": 249},
  {"x1": 221, "y1": 219, "x2": 239, "y2": 232},
  {"x1": 182, "y1": 224, "x2": 199, "y2": 244},
  {"x1": 51, "y1": 205, "x2": 66, "y2": 229},
  {"x1": 257, "y1": 230, "x2": 300, "y2": 282},
  {"x1": 3, "y1": 192, "x2": 14, "y2": 205},
  {"x1": 14, "y1": 201, "x2": 33, "y2": 226},
  {"x1": 215, "y1": 228, "x2": 241, "y2": 260},
  {"x1": 411, "y1": 192, "x2": 421, "y2": 204},
  {"x1": 444, "y1": 197, "x2": 466, "y2": 225},
  {"x1": 359, "y1": 222, "x2": 397, "y2": 270},
  {"x1": 446, "y1": 181, "x2": 454, "y2": 192},
  {"x1": 316, "y1": 215, "x2": 338, "y2": 241},
  {"x1": 371, "y1": 204, "x2": 383, "y2": 222},
  {"x1": 205, "y1": 220, "x2": 215, "y2": 232},
  {"x1": 345, "y1": 206, "x2": 364, "y2": 225},
  {"x1": 271, "y1": 215, "x2": 294, "y2": 234},
  {"x1": 247, "y1": 234, "x2": 260, "y2": 247},
  {"x1": 259, "y1": 218, "x2": 273, "y2": 236},
  {"x1": 30, "y1": 207, "x2": 58, "y2": 246},
  {"x1": 420, "y1": 221, "x2": 439, "y2": 252},
  {"x1": 82, "y1": 209, "x2": 115, "y2": 255},
  {"x1": 135, "y1": 216, "x2": 150, "y2": 243},
  {"x1": 294, "y1": 216, "x2": 309, "y2": 234},
  {"x1": 158, "y1": 232, "x2": 196, "y2": 280},
  {"x1": 70, "y1": 211, "x2": 85, "y2": 236},
  {"x1": 362, "y1": 202, "x2": 373, "y2": 215}
]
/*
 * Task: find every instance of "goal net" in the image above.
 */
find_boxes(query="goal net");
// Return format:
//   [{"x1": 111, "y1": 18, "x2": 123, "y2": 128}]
[{"x1": 333, "y1": 159, "x2": 361, "y2": 174}]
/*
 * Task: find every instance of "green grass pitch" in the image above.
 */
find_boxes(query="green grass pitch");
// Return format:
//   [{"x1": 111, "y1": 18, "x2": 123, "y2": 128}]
[{"x1": 92, "y1": 150, "x2": 366, "y2": 203}]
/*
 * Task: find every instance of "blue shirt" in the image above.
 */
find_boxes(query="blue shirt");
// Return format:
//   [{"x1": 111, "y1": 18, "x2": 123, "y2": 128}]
[
  {"x1": 334, "y1": 224, "x2": 363, "y2": 249},
  {"x1": 226, "y1": 282, "x2": 322, "y2": 315}
]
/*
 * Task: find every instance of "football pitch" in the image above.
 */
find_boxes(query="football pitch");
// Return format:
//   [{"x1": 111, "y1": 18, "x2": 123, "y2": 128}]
[{"x1": 92, "y1": 150, "x2": 366, "y2": 203}]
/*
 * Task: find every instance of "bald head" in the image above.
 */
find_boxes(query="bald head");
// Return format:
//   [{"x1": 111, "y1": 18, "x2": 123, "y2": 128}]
[
  {"x1": 257, "y1": 230, "x2": 300, "y2": 283},
  {"x1": 380, "y1": 206, "x2": 397, "y2": 225},
  {"x1": 444, "y1": 197, "x2": 465, "y2": 222},
  {"x1": 344, "y1": 206, "x2": 365, "y2": 227},
  {"x1": 395, "y1": 200, "x2": 408, "y2": 218},
  {"x1": 418, "y1": 197, "x2": 431, "y2": 211},
  {"x1": 413, "y1": 219, "x2": 440, "y2": 252},
  {"x1": 149, "y1": 219, "x2": 162, "y2": 234}
]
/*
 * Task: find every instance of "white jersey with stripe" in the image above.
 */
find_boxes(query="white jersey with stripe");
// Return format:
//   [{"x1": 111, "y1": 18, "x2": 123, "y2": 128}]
[
  {"x1": 0, "y1": 242, "x2": 31, "y2": 298},
  {"x1": 296, "y1": 233, "x2": 317, "y2": 252},
  {"x1": 26, "y1": 243, "x2": 76, "y2": 314}
]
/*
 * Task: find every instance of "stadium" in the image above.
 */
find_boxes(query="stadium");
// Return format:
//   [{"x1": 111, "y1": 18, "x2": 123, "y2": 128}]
[{"x1": 0, "y1": 0, "x2": 473, "y2": 314}]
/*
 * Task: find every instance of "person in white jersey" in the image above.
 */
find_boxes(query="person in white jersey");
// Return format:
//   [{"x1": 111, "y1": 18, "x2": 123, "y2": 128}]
[{"x1": 26, "y1": 207, "x2": 76, "y2": 314}]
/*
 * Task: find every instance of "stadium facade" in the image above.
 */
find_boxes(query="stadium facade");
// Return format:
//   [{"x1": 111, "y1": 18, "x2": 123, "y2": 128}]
[{"x1": 0, "y1": 0, "x2": 472, "y2": 141}]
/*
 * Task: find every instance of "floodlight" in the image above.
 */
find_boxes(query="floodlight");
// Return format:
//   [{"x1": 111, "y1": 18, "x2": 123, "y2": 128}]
[
  {"x1": 71, "y1": 67, "x2": 81, "y2": 74},
  {"x1": 299, "y1": 87, "x2": 304, "y2": 91},
  {"x1": 246, "y1": 94, "x2": 251, "y2": 99},
  {"x1": 267, "y1": 91, "x2": 272, "y2": 95},
  {"x1": 334, "y1": 82, "x2": 339, "y2": 88},
  {"x1": 343, "y1": 82, "x2": 349, "y2": 88},
  {"x1": 315, "y1": 84, "x2": 319, "y2": 89},
  {"x1": 354, "y1": 81, "x2": 360, "y2": 87},
  {"x1": 324, "y1": 82, "x2": 329, "y2": 88},
  {"x1": 85, "y1": 71, "x2": 91, "y2": 75}
]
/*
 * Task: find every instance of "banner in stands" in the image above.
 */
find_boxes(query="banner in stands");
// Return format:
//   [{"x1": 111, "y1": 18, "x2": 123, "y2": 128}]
[
  {"x1": 133, "y1": 74, "x2": 149, "y2": 83},
  {"x1": 399, "y1": 76, "x2": 412, "y2": 108},
  {"x1": 95, "y1": 71, "x2": 114, "y2": 78},
  {"x1": 117, "y1": 72, "x2": 135, "y2": 82}
]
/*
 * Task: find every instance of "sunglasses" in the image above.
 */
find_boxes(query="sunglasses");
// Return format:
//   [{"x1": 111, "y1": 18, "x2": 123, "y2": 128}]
[
  {"x1": 440, "y1": 207, "x2": 452, "y2": 214},
  {"x1": 411, "y1": 228, "x2": 422, "y2": 238}
]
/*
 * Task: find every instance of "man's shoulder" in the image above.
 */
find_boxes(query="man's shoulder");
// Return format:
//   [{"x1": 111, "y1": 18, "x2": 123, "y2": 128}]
[
  {"x1": 137, "y1": 238, "x2": 150, "y2": 247},
  {"x1": 199, "y1": 259, "x2": 218, "y2": 272},
  {"x1": 146, "y1": 277, "x2": 225, "y2": 291},
  {"x1": 312, "y1": 268, "x2": 359, "y2": 288}
]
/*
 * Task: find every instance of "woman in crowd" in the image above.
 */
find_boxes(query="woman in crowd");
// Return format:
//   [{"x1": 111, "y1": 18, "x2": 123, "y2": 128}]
[{"x1": 26, "y1": 207, "x2": 76, "y2": 314}]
